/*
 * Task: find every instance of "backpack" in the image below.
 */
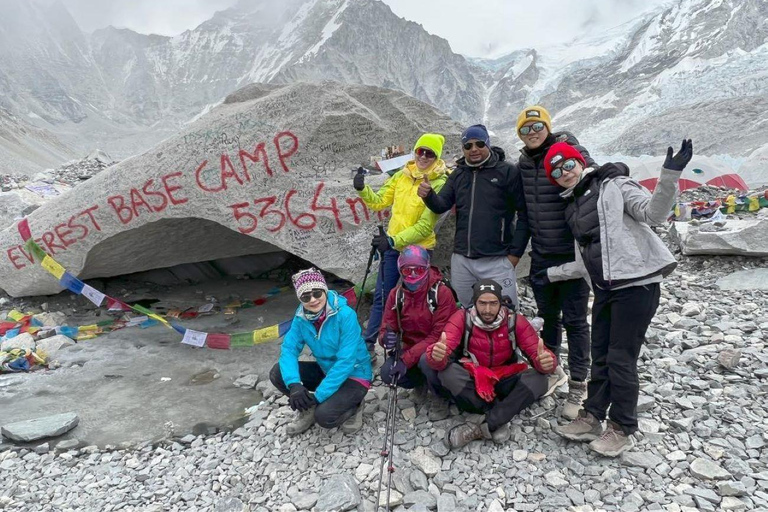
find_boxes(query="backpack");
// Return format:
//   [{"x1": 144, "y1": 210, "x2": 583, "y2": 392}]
[
  {"x1": 394, "y1": 277, "x2": 457, "y2": 316},
  {"x1": 459, "y1": 309, "x2": 528, "y2": 366}
]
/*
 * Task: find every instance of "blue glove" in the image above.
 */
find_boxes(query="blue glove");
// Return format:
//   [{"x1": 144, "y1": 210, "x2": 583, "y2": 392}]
[
  {"x1": 382, "y1": 330, "x2": 398, "y2": 351},
  {"x1": 389, "y1": 358, "x2": 407, "y2": 382}
]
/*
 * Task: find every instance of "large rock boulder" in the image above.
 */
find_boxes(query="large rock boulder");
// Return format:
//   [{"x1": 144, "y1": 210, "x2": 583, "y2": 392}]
[
  {"x1": 1, "y1": 412, "x2": 79, "y2": 442},
  {"x1": 670, "y1": 219, "x2": 768, "y2": 257},
  {"x1": 0, "y1": 82, "x2": 462, "y2": 296}
]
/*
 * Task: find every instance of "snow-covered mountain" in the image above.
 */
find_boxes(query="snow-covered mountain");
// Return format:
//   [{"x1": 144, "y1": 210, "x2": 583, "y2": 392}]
[
  {"x1": 1, "y1": 0, "x2": 766, "y2": 174},
  {"x1": 482, "y1": 0, "x2": 768, "y2": 157}
]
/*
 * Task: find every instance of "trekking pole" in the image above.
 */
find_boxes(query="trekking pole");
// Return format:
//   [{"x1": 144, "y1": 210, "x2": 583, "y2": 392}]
[
  {"x1": 375, "y1": 288, "x2": 403, "y2": 511},
  {"x1": 355, "y1": 225, "x2": 385, "y2": 314}
]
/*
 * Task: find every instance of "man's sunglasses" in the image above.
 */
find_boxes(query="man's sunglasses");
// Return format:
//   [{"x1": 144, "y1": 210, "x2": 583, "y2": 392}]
[
  {"x1": 519, "y1": 122, "x2": 546, "y2": 136},
  {"x1": 550, "y1": 159, "x2": 579, "y2": 180},
  {"x1": 462, "y1": 140, "x2": 487, "y2": 150},
  {"x1": 415, "y1": 147, "x2": 436, "y2": 159},
  {"x1": 299, "y1": 289, "x2": 325, "y2": 303},
  {"x1": 400, "y1": 265, "x2": 427, "y2": 278}
]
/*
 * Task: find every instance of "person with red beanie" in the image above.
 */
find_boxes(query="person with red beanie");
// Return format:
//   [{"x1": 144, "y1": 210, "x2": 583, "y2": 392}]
[
  {"x1": 378, "y1": 245, "x2": 458, "y2": 393},
  {"x1": 542, "y1": 140, "x2": 693, "y2": 457}
]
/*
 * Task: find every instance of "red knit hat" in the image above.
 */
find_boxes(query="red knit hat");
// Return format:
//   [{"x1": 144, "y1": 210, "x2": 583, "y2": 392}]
[{"x1": 544, "y1": 142, "x2": 587, "y2": 186}]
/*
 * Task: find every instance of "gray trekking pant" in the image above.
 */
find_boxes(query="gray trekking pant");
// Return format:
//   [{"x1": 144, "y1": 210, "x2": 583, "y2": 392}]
[{"x1": 450, "y1": 253, "x2": 518, "y2": 308}]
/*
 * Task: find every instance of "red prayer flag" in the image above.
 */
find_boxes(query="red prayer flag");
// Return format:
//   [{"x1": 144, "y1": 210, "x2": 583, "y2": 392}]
[
  {"x1": 340, "y1": 287, "x2": 358, "y2": 308},
  {"x1": 18, "y1": 219, "x2": 31, "y2": 241},
  {"x1": 206, "y1": 333, "x2": 231, "y2": 350},
  {"x1": 107, "y1": 297, "x2": 132, "y2": 311}
]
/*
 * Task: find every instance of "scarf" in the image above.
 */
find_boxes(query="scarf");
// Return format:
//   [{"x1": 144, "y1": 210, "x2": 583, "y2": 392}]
[{"x1": 468, "y1": 306, "x2": 506, "y2": 332}]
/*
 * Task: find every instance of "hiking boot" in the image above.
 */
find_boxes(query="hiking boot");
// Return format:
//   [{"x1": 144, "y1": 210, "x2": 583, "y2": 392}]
[
  {"x1": 543, "y1": 366, "x2": 568, "y2": 398},
  {"x1": 446, "y1": 422, "x2": 484, "y2": 449},
  {"x1": 561, "y1": 379, "x2": 588, "y2": 420},
  {"x1": 409, "y1": 385, "x2": 428, "y2": 404},
  {"x1": 286, "y1": 407, "x2": 315, "y2": 436},
  {"x1": 588, "y1": 421, "x2": 635, "y2": 457},
  {"x1": 341, "y1": 403, "x2": 364, "y2": 434},
  {"x1": 427, "y1": 398, "x2": 451, "y2": 422},
  {"x1": 554, "y1": 410, "x2": 603, "y2": 442},
  {"x1": 489, "y1": 422, "x2": 511, "y2": 444}
]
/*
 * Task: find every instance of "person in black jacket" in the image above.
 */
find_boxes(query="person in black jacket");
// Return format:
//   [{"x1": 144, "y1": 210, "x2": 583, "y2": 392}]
[
  {"x1": 417, "y1": 124, "x2": 528, "y2": 308},
  {"x1": 515, "y1": 106, "x2": 592, "y2": 419}
]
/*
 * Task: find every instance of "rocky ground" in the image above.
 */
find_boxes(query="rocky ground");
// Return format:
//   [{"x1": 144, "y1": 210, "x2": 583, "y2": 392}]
[{"x1": 1, "y1": 210, "x2": 767, "y2": 512}]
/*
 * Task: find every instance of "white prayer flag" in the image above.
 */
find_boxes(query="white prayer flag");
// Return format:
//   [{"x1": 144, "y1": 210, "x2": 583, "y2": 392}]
[
  {"x1": 181, "y1": 329, "x2": 207, "y2": 347},
  {"x1": 81, "y1": 284, "x2": 106, "y2": 307}
]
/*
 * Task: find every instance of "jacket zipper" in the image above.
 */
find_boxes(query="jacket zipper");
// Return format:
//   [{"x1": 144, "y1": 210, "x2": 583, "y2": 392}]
[
  {"x1": 500, "y1": 218, "x2": 505, "y2": 242},
  {"x1": 598, "y1": 181, "x2": 612, "y2": 285},
  {"x1": 488, "y1": 331, "x2": 494, "y2": 367},
  {"x1": 467, "y1": 171, "x2": 477, "y2": 257},
  {"x1": 313, "y1": 307, "x2": 338, "y2": 341}
]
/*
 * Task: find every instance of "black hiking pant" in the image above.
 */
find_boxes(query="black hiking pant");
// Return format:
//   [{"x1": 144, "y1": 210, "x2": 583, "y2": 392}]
[
  {"x1": 530, "y1": 269, "x2": 591, "y2": 382},
  {"x1": 419, "y1": 354, "x2": 547, "y2": 432},
  {"x1": 269, "y1": 362, "x2": 367, "y2": 428},
  {"x1": 584, "y1": 283, "x2": 660, "y2": 435}
]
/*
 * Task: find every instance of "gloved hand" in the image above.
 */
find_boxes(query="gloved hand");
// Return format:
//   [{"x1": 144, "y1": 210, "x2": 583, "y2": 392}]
[
  {"x1": 372, "y1": 233, "x2": 392, "y2": 254},
  {"x1": 381, "y1": 330, "x2": 398, "y2": 350},
  {"x1": 288, "y1": 383, "x2": 316, "y2": 411},
  {"x1": 353, "y1": 167, "x2": 366, "y2": 191},
  {"x1": 388, "y1": 358, "x2": 407, "y2": 382},
  {"x1": 664, "y1": 139, "x2": 693, "y2": 171},
  {"x1": 530, "y1": 269, "x2": 550, "y2": 287}
]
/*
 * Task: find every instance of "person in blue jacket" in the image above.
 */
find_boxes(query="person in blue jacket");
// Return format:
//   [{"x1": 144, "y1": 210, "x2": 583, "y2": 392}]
[{"x1": 269, "y1": 268, "x2": 373, "y2": 435}]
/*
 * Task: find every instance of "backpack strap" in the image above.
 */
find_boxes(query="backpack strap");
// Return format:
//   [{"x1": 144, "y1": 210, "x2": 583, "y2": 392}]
[
  {"x1": 461, "y1": 310, "x2": 478, "y2": 365},
  {"x1": 426, "y1": 281, "x2": 440, "y2": 314}
]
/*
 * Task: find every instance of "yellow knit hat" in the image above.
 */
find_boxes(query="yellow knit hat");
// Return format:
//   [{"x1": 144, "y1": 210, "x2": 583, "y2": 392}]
[
  {"x1": 413, "y1": 133, "x2": 445, "y2": 160},
  {"x1": 516, "y1": 106, "x2": 552, "y2": 134}
]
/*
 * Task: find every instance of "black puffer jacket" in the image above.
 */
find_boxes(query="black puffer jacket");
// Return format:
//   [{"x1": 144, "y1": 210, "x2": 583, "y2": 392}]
[
  {"x1": 518, "y1": 132, "x2": 594, "y2": 269},
  {"x1": 423, "y1": 147, "x2": 528, "y2": 258}
]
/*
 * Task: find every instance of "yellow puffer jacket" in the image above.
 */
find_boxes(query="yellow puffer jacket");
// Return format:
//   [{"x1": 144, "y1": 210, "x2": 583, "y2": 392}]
[{"x1": 358, "y1": 159, "x2": 449, "y2": 250}]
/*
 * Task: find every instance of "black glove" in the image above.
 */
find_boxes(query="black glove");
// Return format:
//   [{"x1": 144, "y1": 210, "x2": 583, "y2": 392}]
[
  {"x1": 353, "y1": 168, "x2": 366, "y2": 191},
  {"x1": 372, "y1": 233, "x2": 391, "y2": 254},
  {"x1": 664, "y1": 139, "x2": 693, "y2": 171},
  {"x1": 288, "y1": 383, "x2": 316, "y2": 411},
  {"x1": 530, "y1": 269, "x2": 550, "y2": 288}
]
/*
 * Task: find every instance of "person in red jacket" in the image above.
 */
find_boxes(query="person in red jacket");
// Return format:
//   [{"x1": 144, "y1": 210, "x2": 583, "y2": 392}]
[
  {"x1": 420, "y1": 279, "x2": 557, "y2": 449},
  {"x1": 378, "y1": 245, "x2": 458, "y2": 390}
]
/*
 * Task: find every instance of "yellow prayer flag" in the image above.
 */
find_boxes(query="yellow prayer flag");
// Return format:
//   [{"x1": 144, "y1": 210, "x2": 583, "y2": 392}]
[
  {"x1": 41, "y1": 255, "x2": 65, "y2": 279},
  {"x1": 78, "y1": 324, "x2": 99, "y2": 332},
  {"x1": 749, "y1": 196, "x2": 759, "y2": 212},
  {"x1": 253, "y1": 325, "x2": 280, "y2": 344},
  {"x1": 147, "y1": 313, "x2": 170, "y2": 327},
  {"x1": 7, "y1": 310, "x2": 26, "y2": 321}
]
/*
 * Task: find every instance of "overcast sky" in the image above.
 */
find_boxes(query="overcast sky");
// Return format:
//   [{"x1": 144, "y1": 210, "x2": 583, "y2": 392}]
[{"x1": 60, "y1": 0, "x2": 673, "y2": 58}]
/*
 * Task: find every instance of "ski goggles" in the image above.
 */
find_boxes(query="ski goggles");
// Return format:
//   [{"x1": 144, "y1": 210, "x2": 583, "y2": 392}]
[
  {"x1": 462, "y1": 140, "x2": 487, "y2": 150},
  {"x1": 518, "y1": 122, "x2": 546, "y2": 136},
  {"x1": 415, "y1": 147, "x2": 437, "y2": 159},
  {"x1": 399, "y1": 265, "x2": 428, "y2": 278},
  {"x1": 299, "y1": 289, "x2": 325, "y2": 303},
  {"x1": 550, "y1": 158, "x2": 579, "y2": 180}
]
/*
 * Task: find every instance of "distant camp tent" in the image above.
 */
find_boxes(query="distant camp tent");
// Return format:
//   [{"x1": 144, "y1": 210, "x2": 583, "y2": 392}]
[
  {"x1": 739, "y1": 144, "x2": 768, "y2": 187},
  {"x1": 626, "y1": 156, "x2": 748, "y2": 192}
]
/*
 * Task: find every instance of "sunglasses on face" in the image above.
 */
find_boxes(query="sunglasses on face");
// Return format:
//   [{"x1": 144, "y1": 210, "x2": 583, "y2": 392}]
[
  {"x1": 415, "y1": 147, "x2": 436, "y2": 159},
  {"x1": 299, "y1": 289, "x2": 325, "y2": 303},
  {"x1": 462, "y1": 140, "x2": 487, "y2": 150},
  {"x1": 519, "y1": 122, "x2": 546, "y2": 136},
  {"x1": 400, "y1": 265, "x2": 427, "y2": 278},
  {"x1": 550, "y1": 159, "x2": 579, "y2": 180}
]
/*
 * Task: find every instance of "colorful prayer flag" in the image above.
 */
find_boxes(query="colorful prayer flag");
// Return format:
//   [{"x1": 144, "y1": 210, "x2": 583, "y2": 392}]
[
  {"x1": 253, "y1": 324, "x2": 281, "y2": 344},
  {"x1": 81, "y1": 284, "x2": 106, "y2": 307},
  {"x1": 206, "y1": 333, "x2": 231, "y2": 350},
  {"x1": 25, "y1": 239, "x2": 47, "y2": 262},
  {"x1": 181, "y1": 329, "x2": 207, "y2": 347},
  {"x1": 41, "y1": 256, "x2": 65, "y2": 279},
  {"x1": 60, "y1": 272, "x2": 85, "y2": 294},
  {"x1": 107, "y1": 297, "x2": 132, "y2": 312},
  {"x1": 230, "y1": 332, "x2": 254, "y2": 347}
]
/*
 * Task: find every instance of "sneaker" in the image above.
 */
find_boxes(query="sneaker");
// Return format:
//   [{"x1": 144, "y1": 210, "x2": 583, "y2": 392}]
[
  {"x1": 554, "y1": 410, "x2": 603, "y2": 442},
  {"x1": 427, "y1": 398, "x2": 451, "y2": 422},
  {"x1": 341, "y1": 403, "x2": 364, "y2": 434},
  {"x1": 286, "y1": 407, "x2": 315, "y2": 436},
  {"x1": 446, "y1": 422, "x2": 484, "y2": 449},
  {"x1": 409, "y1": 385, "x2": 428, "y2": 404},
  {"x1": 543, "y1": 366, "x2": 568, "y2": 398},
  {"x1": 561, "y1": 379, "x2": 587, "y2": 420},
  {"x1": 588, "y1": 421, "x2": 635, "y2": 457},
  {"x1": 488, "y1": 422, "x2": 511, "y2": 444}
]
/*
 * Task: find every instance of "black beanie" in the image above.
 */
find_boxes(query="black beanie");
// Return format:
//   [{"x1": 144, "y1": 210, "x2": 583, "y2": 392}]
[{"x1": 472, "y1": 279, "x2": 503, "y2": 305}]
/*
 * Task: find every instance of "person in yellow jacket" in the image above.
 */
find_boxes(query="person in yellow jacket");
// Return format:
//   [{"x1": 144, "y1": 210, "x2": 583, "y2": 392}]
[{"x1": 353, "y1": 133, "x2": 450, "y2": 360}]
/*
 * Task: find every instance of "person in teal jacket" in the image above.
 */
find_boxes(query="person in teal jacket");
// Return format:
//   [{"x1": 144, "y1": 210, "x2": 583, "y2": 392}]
[{"x1": 269, "y1": 268, "x2": 373, "y2": 435}]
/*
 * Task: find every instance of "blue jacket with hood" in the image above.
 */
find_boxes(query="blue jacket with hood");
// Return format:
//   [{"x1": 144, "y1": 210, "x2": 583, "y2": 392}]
[{"x1": 278, "y1": 291, "x2": 372, "y2": 403}]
